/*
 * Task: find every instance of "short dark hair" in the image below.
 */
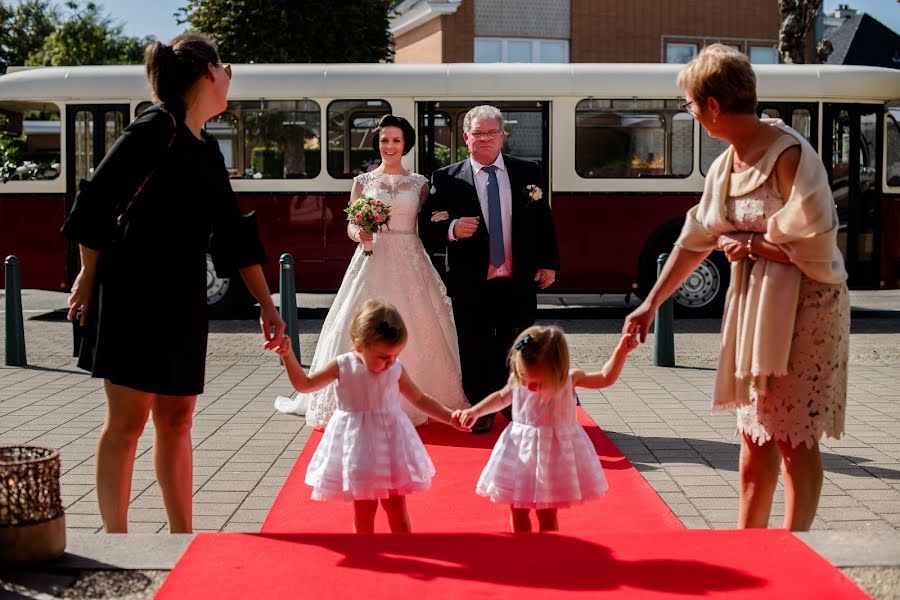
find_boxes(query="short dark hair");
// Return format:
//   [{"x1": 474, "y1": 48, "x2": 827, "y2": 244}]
[{"x1": 371, "y1": 114, "x2": 416, "y2": 156}]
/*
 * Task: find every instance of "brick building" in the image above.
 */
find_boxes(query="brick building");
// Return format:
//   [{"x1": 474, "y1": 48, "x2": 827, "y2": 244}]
[{"x1": 390, "y1": 0, "x2": 782, "y2": 64}]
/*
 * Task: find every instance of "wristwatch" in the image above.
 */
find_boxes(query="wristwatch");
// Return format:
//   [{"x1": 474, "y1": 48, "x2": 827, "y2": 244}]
[{"x1": 746, "y1": 233, "x2": 758, "y2": 261}]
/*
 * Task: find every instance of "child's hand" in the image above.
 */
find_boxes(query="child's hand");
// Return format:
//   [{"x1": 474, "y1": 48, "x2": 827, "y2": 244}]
[
  {"x1": 620, "y1": 332, "x2": 639, "y2": 352},
  {"x1": 268, "y1": 336, "x2": 292, "y2": 357},
  {"x1": 458, "y1": 408, "x2": 478, "y2": 430},
  {"x1": 449, "y1": 409, "x2": 471, "y2": 431}
]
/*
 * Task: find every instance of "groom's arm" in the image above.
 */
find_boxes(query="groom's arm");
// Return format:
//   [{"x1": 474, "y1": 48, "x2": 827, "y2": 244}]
[
  {"x1": 530, "y1": 163, "x2": 561, "y2": 271},
  {"x1": 418, "y1": 168, "x2": 453, "y2": 254}
]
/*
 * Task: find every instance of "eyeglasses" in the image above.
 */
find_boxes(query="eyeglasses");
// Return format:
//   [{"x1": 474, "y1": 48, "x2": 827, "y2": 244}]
[
  {"x1": 679, "y1": 100, "x2": 694, "y2": 113},
  {"x1": 468, "y1": 129, "x2": 503, "y2": 140},
  {"x1": 220, "y1": 63, "x2": 232, "y2": 80}
]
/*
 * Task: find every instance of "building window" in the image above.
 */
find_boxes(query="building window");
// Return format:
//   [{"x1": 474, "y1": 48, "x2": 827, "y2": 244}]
[
  {"x1": 474, "y1": 38, "x2": 569, "y2": 63},
  {"x1": 666, "y1": 43, "x2": 697, "y2": 64},
  {"x1": 750, "y1": 46, "x2": 778, "y2": 64},
  {"x1": 575, "y1": 99, "x2": 693, "y2": 178}
]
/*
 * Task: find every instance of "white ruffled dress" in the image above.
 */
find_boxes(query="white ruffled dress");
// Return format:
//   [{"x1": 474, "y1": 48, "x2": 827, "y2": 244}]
[
  {"x1": 476, "y1": 373, "x2": 608, "y2": 509},
  {"x1": 305, "y1": 352, "x2": 435, "y2": 501}
]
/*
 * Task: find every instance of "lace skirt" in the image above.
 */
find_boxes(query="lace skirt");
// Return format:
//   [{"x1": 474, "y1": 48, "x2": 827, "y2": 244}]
[
  {"x1": 476, "y1": 422, "x2": 609, "y2": 509},
  {"x1": 735, "y1": 276, "x2": 850, "y2": 448}
]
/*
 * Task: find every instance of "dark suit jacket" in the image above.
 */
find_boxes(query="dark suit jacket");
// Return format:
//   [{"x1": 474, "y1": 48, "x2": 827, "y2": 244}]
[{"x1": 419, "y1": 154, "x2": 560, "y2": 303}]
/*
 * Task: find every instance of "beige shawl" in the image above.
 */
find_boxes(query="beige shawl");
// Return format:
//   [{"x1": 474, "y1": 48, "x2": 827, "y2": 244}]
[{"x1": 676, "y1": 119, "x2": 847, "y2": 408}]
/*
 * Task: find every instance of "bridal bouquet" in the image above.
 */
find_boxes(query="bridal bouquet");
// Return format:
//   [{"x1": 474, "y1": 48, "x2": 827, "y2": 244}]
[{"x1": 345, "y1": 194, "x2": 391, "y2": 256}]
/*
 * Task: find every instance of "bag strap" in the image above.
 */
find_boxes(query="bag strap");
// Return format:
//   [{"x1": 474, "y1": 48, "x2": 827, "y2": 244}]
[{"x1": 115, "y1": 108, "x2": 179, "y2": 228}]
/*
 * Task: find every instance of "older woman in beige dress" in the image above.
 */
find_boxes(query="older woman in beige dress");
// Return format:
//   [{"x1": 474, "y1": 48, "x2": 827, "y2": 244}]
[{"x1": 624, "y1": 44, "x2": 849, "y2": 531}]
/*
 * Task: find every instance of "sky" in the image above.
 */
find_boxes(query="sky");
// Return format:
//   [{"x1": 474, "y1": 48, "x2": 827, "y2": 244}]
[{"x1": 10, "y1": 0, "x2": 900, "y2": 46}]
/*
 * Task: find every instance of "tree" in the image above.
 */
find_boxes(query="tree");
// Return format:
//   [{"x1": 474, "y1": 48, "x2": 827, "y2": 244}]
[
  {"x1": 25, "y1": 1, "x2": 152, "y2": 67},
  {"x1": 178, "y1": 0, "x2": 394, "y2": 63},
  {"x1": 0, "y1": 0, "x2": 58, "y2": 73},
  {"x1": 777, "y1": 0, "x2": 823, "y2": 64}
]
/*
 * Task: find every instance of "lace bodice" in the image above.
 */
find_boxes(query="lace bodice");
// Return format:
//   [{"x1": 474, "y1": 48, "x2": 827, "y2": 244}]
[
  {"x1": 726, "y1": 171, "x2": 785, "y2": 233},
  {"x1": 355, "y1": 172, "x2": 428, "y2": 233}
]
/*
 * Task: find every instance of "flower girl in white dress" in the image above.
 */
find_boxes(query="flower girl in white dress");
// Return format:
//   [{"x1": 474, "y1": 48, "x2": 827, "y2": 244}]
[
  {"x1": 270, "y1": 300, "x2": 469, "y2": 533},
  {"x1": 460, "y1": 325, "x2": 637, "y2": 532},
  {"x1": 275, "y1": 115, "x2": 468, "y2": 427}
]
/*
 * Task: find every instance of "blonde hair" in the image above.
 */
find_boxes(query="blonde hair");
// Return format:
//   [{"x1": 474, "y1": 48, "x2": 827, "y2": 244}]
[
  {"x1": 676, "y1": 43, "x2": 757, "y2": 115},
  {"x1": 508, "y1": 325, "x2": 570, "y2": 393},
  {"x1": 349, "y1": 299, "x2": 408, "y2": 348}
]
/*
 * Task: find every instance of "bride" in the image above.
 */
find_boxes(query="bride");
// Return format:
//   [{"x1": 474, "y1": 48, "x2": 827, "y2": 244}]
[{"x1": 275, "y1": 114, "x2": 469, "y2": 427}]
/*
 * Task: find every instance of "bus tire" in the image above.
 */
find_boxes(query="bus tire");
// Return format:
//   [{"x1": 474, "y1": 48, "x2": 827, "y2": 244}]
[
  {"x1": 638, "y1": 243, "x2": 730, "y2": 319},
  {"x1": 206, "y1": 254, "x2": 254, "y2": 315}
]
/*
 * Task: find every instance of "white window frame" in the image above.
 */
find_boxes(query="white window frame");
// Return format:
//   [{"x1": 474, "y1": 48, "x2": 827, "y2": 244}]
[{"x1": 474, "y1": 37, "x2": 569, "y2": 63}]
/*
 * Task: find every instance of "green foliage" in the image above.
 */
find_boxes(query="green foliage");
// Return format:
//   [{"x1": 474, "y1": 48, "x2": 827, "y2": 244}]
[
  {"x1": 0, "y1": 0, "x2": 58, "y2": 73},
  {"x1": 25, "y1": 2, "x2": 152, "y2": 67},
  {"x1": 178, "y1": 0, "x2": 393, "y2": 63}
]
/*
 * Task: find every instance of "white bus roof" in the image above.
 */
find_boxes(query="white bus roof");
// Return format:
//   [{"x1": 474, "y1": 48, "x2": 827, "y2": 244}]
[{"x1": 0, "y1": 63, "x2": 898, "y2": 102}]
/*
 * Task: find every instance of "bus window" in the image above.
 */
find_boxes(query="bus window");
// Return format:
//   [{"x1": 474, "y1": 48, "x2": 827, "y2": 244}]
[
  {"x1": 575, "y1": 99, "x2": 692, "y2": 178},
  {"x1": 426, "y1": 112, "x2": 452, "y2": 169},
  {"x1": 700, "y1": 127, "x2": 729, "y2": 175},
  {"x1": 0, "y1": 101, "x2": 61, "y2": 182},
  {"x1": 327, "y1": 100, "x2": 391, "y2": 178},
  {"x1": 761, "y1": 108, "x2": 780, "y2": 119},
  {"x1": 73, "y1": 111, "x2": 94, "y2": 182},
  {"x1": 104, "y1": 111, "x2": 124, "y2": 154},
  {"x1": 241, "y1": 99, "x2": 321, "y2": 179},
  {"x1": 886, "y1": 105, "x2": 900, "y2": 187},
  {"x1": 791, "y1": 108, "x2": 812, "y2": 143}
]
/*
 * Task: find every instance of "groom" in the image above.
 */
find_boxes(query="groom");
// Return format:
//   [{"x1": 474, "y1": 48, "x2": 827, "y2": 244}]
[{"x1": 420, "y1": 105, "x2": 560, "y2": 433}]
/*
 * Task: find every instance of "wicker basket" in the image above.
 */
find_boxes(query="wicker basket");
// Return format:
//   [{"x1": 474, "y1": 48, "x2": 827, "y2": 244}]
[{"x1": 0, "y1": 446, "x2": 66, "y2": 563}]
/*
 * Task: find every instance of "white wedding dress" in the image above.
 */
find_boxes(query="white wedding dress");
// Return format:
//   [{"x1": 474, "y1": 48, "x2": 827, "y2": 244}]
[{"x1": 274, "y1": 171, "x2": 469, "y2": 427}]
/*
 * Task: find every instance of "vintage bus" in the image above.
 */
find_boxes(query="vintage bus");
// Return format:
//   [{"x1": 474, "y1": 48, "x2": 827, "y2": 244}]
[{"x1": 1, "y1": 63, "x2": 898, "y2": 316}]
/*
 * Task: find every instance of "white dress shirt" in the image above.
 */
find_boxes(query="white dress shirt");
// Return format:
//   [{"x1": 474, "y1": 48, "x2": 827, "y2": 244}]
[{"x1": 448, "y1": 155, "x2": 513, "y2": 279}]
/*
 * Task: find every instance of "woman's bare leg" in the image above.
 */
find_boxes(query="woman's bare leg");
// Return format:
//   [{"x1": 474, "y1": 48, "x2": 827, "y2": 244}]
[
  {"x1": 511, "y1": 508, "x2": 532, "y2": 533},
  {"x1": 353, "y1": 500, "x2": 378, "y2": 533},
  {"x1": 151, "y1": 394, "x2": 197, "y2": 533},
  {"x1": 738, "y1": 434, "x2": 781, "y2": 528},
  {"x1": 777, "y1": 438, "x2": 823, "y2": 531},
  {"x1": 96, "y1": 381, "x2": 153, "y2": 533},
  {"x1": 381, "y1": 494, "x2": 412, "y2": 533}
]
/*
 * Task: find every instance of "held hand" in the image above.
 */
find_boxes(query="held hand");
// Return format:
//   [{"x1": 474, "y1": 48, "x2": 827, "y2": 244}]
[
  {"x1": 619, "y1": 332, "x2": 639, "y2": 353},
  {"x1": 267, "y1": 336, "x2": 292, "y2": 357},
  {"x1": 717, "y1": 233, "x2": 750, "y2": 263},
  {"x1": 458, "y1": 408, "x2": 478, "y2": 429},
  {"x1": 67, "y1": 268, "x2": 95, "y2": 326},
  {"x1": 453, "y1": 216, "x2": 480, "y2": 239},
  {"x1": 356, "y1": 229, "x2": 374, "y2": 243},
  {"x1": 260, "y1": 304, "x2": 286, "y2": 348},
  {"x1": 449, "y1": 409, "x2": 472, "y2": 431},
  {"x1": 430, "y1": 210, "x2": 450, "y2": 223},
  {"x1": 623, "y1": 302, "x2": 654, "y2": 344},
  {"x1": 534, "y1": 269, "x2": 556, "y2": 289}
]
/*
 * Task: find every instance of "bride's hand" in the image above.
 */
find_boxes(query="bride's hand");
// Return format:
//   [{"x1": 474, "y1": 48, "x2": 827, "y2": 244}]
[{"x1": 356, "y1": 229, "x2": 374, "y2": 243}]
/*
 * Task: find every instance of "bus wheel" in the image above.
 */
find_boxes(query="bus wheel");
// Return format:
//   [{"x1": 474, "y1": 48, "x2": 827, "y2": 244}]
[
  {"x1": 206, "y1": 254, "x2": 253, "y2": 315},
  {"x1": 672, "y1": 252, "x2": 730, "y2": 318}
]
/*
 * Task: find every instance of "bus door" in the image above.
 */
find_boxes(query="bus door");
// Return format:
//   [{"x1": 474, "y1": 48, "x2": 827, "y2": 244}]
[
  {"x1": 416, "y1": 101, "x2": 550, "y2": 274},
  {"x1": 823, "y1": 104, "x2": 883, "y2": 287},
  {"x1": 64, "y1": 104, "x2": 130, "y2": 282}
]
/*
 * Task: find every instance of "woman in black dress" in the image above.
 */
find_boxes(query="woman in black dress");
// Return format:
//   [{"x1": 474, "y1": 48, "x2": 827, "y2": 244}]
[{"x1": 63, "y1": 33, "x2": 284, "y2": 533}]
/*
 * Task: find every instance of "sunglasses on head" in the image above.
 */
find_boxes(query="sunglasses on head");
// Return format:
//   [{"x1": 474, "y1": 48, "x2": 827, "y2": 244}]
[{"x1": 218, "y1": 63, "x2": 232, "y2": 80}]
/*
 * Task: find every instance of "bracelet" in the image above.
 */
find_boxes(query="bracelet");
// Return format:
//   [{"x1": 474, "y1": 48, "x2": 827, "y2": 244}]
[{"x1": 746, "y1": 233, "x2": 758, "y2": 261}]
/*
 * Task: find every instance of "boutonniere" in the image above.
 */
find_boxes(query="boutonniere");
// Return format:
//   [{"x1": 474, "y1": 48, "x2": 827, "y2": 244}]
[{"x1": 523, "y1": 184, "x2": 543, "y2": 203}]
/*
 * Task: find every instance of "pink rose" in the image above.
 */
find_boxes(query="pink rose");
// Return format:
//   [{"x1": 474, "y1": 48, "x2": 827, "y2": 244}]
[{"x1": 354, "y1": 213, "x2": 362, "y2": 221}]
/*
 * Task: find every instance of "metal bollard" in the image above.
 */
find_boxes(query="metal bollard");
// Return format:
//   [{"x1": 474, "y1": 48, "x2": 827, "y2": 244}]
[
  {"x1": 279, "y1": 253, "x2": 300, "y2": 364},
  {"x1": 4, "y1": 256, "x2": 27, "y2": 366},
  {"x1": 653, "y1": 253, "x2": 675, "y2": 367}
]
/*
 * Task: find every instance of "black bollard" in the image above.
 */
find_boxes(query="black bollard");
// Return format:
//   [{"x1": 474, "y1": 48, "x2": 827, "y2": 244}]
[
  {"x1": 4, "y1": 256, "x2": 27, "y2": 366},
  {"x1": 653, "y1": 253, "x2": 675, "y2": 367},
  {"x1": 279, "y1": 253, "x2": 301, "y2": 364}
]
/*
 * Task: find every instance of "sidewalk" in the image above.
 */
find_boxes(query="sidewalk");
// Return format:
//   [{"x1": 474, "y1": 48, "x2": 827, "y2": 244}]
[{"x1": 1, "y1": 290, "x2": 899, "y2": 598}]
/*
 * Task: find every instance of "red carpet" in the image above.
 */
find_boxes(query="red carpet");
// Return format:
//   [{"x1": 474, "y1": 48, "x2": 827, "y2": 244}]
[
  {"x1": 156, "y1": 410, "x2": 867, "y2": 598},
  {"x1": 156, "y1": 530, "x2": 868, "y2": 599},
  {"x1": 261, "y1": 409, "x2": 685, "y2": 534}
]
